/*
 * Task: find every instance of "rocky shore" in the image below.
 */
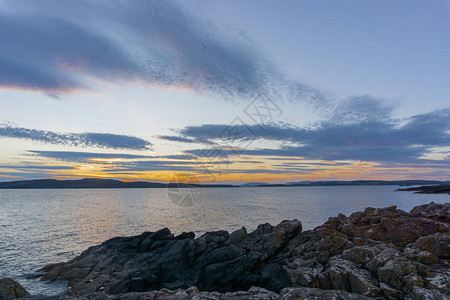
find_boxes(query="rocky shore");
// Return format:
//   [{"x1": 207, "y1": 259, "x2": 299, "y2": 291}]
[
  {"x1": 398, "y1": 184, "x2": 450, "y2": 194},
  {"x1": 41, "y1": 202, "x2": 449, "y2": 299}
]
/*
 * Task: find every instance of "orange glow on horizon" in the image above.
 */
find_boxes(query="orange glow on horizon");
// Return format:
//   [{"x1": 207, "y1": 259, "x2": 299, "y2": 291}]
[
  {"x1": 0, "y1": 174, "x2": 22, "y2": 178},
  {"x1": 1, "y1": 155, "x2": 448, "y2": 183}
]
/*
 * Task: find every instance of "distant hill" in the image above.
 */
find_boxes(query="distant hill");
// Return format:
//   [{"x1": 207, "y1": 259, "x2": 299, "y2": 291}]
[
  {"x1": 0, "y1": 178, "x2": 448, "y2": 189},
  {"x1": 240, "y1": 182, "x2": 271, "y2": 187},
  {"x1": 0, "y1": 178, "x2": 236, "y2": 189},
  {"x1": 286, "y1": 181, "x2": 314, "y2": 185}
]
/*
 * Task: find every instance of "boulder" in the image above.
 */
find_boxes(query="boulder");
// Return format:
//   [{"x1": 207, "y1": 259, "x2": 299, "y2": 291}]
[
  {"x1": 0, "y1": 278, "x2": 29, "y2": 300},
  {"x1": 412, "y1": 232, "x2": 450, "y2": 258},
  {"x1": 410, "y1": 202, "x2": 450, "y2": 223}
]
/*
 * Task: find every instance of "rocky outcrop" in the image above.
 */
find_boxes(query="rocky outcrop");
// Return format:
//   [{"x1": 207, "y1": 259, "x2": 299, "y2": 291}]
[
  {"x1": 44, "y1": 286, "x2": 372, "y2": 299},
  {"x1": 398, "y1": 184, "x2": 450, "y2": 194},
  {"x1": 0, "y1": 278, "x2": 29, "y2": 300},
  {"x1": 42, "y1": 202, "x2": 450, "y2": 299}
]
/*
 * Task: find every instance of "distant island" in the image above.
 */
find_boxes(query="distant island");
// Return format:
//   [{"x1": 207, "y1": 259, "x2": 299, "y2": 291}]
[{"x1": 0, "y1": 178, "x2": 448, "y2": 189}]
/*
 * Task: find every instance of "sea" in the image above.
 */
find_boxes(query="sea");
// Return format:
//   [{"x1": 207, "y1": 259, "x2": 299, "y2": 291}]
[{"x1": 0, "y1": 186, "x2": 448, "y2": 296}]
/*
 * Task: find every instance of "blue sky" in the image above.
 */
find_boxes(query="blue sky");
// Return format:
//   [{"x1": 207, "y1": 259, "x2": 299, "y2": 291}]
[{"x1": 0, "y1": 0, "x2": 449, "y2": 183}]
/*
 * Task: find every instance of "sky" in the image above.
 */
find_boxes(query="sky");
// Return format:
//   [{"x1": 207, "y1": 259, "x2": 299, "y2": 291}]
[{"x1": 0, "y1": 0, "x2": 449, "y2": 183}]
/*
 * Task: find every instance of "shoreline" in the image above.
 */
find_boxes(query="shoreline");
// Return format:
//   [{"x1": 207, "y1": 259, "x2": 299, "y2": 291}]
[
  {"x1": 397, "y1": 184, "x2": 450, "y2": 195},
  {"x1": 36, "y1": 201, "x2": 449, "y2": 299}
]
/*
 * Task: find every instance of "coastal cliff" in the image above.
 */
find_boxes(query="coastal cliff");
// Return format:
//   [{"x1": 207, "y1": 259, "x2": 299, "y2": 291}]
[{"x1": 42, "y1": 202, "x2": 450, "y2": 299}]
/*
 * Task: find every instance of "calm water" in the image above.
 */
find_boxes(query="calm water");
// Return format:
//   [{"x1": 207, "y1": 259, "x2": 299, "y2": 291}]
[{"x1": 0, "y1": 186, "x2": 448, "y2": 296}]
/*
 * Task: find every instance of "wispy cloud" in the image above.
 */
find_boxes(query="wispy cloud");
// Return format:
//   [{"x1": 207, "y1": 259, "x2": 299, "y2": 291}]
[
  {"x1": 0, "y1": 165, "x2": 75, "y2": 170},
  {"x1": 26, "y1": 150, "x2": 228, "y2": 173},
  {"x1": 0, "y1": 124, "x2": 152, "y2": 150},
  {"x1": 0, "y1": 0, "x2": 327, "y2": 104},
  {"x1": 27, "y1": 151, "x2": 196, "y2": 164},
  {"x1": 157, "y1": 135, "x2": 214, "y2": 145}
]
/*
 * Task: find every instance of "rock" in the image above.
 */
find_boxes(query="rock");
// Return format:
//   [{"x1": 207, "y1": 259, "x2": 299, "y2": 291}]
[
  {"x1": 376, "y1": 258, "x2": 417, "y2": 290},
  {"x1": 51, "y1": 286, "x2": 371, "y2": 300},
  {"x1": 0, "y1": 278, "x2": 29, "y2": 300},
  {"x1": 380, "y1": 283, "x2": 403, "y2": 299},
  {"x1": 410, "y1": 202, "x2": 450, "y2": 221},
  {"x1": 342, "y1": 246, "x2": 377, "y2": 266},
  {"x1": 412, "y1": 232, "x2": 450, "y2": 258},
  {"x1": 58, "y1": 286, "x2": 279, "y2": 299},
  {"x1": 319, "y1": 258, "x2": 380, "y2": 297},
  {"x1": 410, "y1": 286, "x2": 448, "y2": 300},
  {"x1": 279, "y1": 287, "x2": 372, "y2": 299},
  {"x1": 426, "y1": 272, "x2": 450, "y2": 294},
  {"x1": 226, "y1": 227, "x2": 248, "y2": 245},
  {"x1": 399, "y1": 184, "x2": 450, "y2": 195},
  {"x1": 403, "y1": 247, "x2": 439, "y2": 265},
  {"x1": 42, "y1": 202, "x2": 450, "y2": 299}
]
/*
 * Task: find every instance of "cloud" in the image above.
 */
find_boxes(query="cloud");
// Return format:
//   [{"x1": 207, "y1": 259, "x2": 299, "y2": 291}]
[
  {"x1": 26, "y1": 150, "x2": 230, "y2": 173},
  {"x1": 158, "y1": 135, "x2": 197, "y2": 143},
  {"x1": 157, "y1": 135, "x2": 214, "y2": 145},
  {"x1": 0, "y1": 124, "x2": 152, "y2": 150},
  {"x1": 162, "y1": 154, "x2": 196, "y2": 160},
  {"x1": 111, "y1": 159, "x2": 229, "y2": 173},
  {"x1": 273, "y1": 162, "x2": 352, "y2": 167},
  {"x1": 0, "y1": 165, "x2": 75, "y2": 170},
  {"x1": 0, "y1": 0, "x2": 327, "y2": 104},
  {"x1": 0, "y1": 172, "x2": 62, "y2": 181},
  {"x1": 28, "y1": 151, "x2": 155, "y2": 163},
  {"x1": 328, "y1": 96, "x2": 393, "y2": 124},
  {"x1": 27, "y1": 151, "x2": 199, "y2": 164},
  {"x1": 174, "y1": 105, "x2": 450, "y2": 163}
]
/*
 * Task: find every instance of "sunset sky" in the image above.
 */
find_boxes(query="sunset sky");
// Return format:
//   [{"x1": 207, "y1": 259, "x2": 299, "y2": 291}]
[{"x1": 0, "y1": 0, "x2": 449, "y2": 183}]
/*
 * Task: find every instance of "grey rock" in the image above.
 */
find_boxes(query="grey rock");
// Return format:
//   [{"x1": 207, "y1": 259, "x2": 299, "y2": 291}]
[
  {"x1": 0, "y1": 278, "x2": 29, "y2": 300},
  {"x1": 413, "y1": 232, "x2": 450, "y2": 258}
]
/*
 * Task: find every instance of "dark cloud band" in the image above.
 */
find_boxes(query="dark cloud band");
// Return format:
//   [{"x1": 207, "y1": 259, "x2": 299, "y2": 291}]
[
  {"x1": 0, "y1": 124, "x2": 152, "y2": 150},
  {"x1": 173, "y1": 106, "x2": 450, "y2": 163}
]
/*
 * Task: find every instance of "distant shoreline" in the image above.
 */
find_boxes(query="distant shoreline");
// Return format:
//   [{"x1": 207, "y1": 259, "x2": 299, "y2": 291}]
[
  {"x1": 397, "y1": 184, "x2": 450, "y2": 194},
  {"x1": 0, "y1": 178, "x2": 448, "y2": 189}
]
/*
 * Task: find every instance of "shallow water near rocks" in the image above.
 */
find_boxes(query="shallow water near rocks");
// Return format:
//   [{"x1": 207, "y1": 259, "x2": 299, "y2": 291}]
[{"x1": 0, "y1": 186, "x2": 447, "y2": 296}]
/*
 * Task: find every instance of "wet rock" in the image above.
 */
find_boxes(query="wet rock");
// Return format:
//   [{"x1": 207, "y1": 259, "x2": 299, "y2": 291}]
[{"x1": 0, "y1": 278, "x2": 29, "y2": 300}]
